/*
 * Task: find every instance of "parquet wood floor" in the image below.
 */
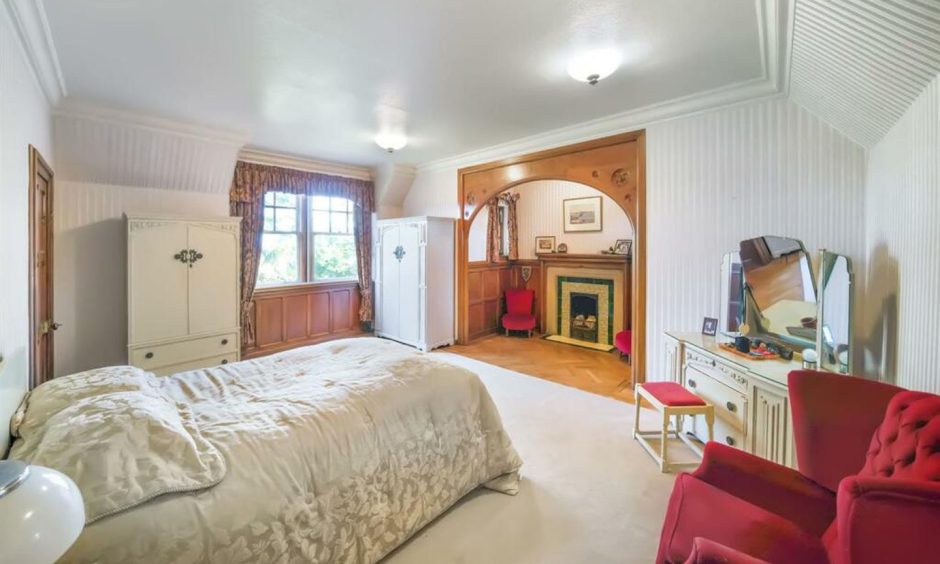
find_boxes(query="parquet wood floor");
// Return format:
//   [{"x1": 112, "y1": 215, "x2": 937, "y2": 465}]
[{"x1": 441, "y1": 334, "x2": 634, "y2": 403}]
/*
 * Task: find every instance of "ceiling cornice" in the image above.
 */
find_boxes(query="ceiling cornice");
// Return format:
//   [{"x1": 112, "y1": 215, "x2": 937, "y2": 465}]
[
  {"x1": 238, "y1": 147, "x2": 374, "y2": 181},
  {"x1": 2, "y1": 0, "x2": 67, "y2": 105},
  {"x1": 55, "y1": 100, "x2": 250, "y2": 146},
  {"x1": 417, "y1": 0, "x2": 794, "y2": 173}
]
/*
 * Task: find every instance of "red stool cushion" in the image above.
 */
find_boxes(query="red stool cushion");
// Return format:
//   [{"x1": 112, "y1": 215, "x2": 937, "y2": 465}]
[{"x1": 642, "y1": 382, "x2": 706, "y2": 407}]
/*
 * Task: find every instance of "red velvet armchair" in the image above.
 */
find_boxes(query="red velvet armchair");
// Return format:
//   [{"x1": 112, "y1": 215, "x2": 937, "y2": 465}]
[
  {"x1": 657, "y1": 370, "x2": 940, "y2": 564},
  {"x1": 502, "y1": 289, "x2": 536, "y2": 337}
]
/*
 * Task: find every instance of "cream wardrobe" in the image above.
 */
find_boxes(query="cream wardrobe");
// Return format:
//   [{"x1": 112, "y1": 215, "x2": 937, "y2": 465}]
[
  {"x1": 374, "y1": 216, "x2": 455, "y2": 351},
  {"x1": 126, "y1": 215, "x2": 241, "y2": 375}
]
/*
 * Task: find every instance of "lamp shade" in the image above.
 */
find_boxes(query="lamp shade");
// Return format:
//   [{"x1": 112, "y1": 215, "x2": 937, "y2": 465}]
[{"x1": 0, "y1": 460, "x2": 84, "y2": 564}]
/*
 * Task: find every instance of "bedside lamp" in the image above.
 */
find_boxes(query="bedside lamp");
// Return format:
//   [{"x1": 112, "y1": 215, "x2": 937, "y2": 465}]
[{"x1": 0, "y1": 460, "x2": 84, "y2": 563}]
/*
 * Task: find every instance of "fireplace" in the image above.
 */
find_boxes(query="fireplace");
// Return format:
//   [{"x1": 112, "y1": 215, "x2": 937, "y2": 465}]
[{"x1": 570, "y1": 293, "x2": 599, "y2": 342}]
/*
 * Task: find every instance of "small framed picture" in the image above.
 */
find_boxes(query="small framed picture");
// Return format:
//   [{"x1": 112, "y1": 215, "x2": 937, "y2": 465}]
[
  {"x1": 563, "y1": 196, "x2": 603, "y2": 232},
  {"x1": 702, "y1": 317, "x2": 718, "y2": 337},
  {"x1": 535, "y1": 236, "x2": 556, "y2": 254},
  {"x1": 613, "y1": 239, "x2": 632, "y2": 256}
]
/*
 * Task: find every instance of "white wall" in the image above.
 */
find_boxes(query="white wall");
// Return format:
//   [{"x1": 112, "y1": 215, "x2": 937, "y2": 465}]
[
  {"x1": 864, "y1": 72, "x2": 940, "y2": 392},
  {"x1": 0, "y1": 6, "x2": 54, "y2": 454},
  {"x1": 402, "y1": 98, "x2": 867, "y2": 380},
  {"x1": 54, "y1": 182, "x2": 227, "y2": 376},
  {"x1": 467, "y1": 180, "x2": 634, "y2": 261}
]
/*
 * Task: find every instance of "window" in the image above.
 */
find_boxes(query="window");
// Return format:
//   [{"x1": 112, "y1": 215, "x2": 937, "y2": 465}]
[{"x1": 257, "y1": 192, "x2": 357, "y2": 286}]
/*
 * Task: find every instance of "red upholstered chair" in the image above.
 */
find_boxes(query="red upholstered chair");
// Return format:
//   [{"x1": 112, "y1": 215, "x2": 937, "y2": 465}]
[
  {"x1": 615, "y1": 330, "x2": 632, "y2": 360},
  {"x1": 657, "y1": 370, "x2": 940, "y2": 564},
  {"x1": 502, "y1": 289, "x2": 536, "y2": 337}
]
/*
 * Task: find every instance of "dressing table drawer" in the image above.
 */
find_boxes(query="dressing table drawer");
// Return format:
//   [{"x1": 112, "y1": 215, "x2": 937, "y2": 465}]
[
  {"x1": 685, "y1": 364, "x2": 747, "y2": 431},
  {"x1": 685, "y1": 348, "x2": 747, "y2": 393}
]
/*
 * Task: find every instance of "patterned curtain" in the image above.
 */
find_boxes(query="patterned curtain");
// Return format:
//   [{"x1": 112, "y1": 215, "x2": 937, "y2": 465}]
[
  {"x1": 502, "y1": 192, "x2": 520, "y2": 260},
  {"x1": 230, "y1": 161, "x2": 376, "y2": 347},
  {"x1": 485, "y1": 197, "x2": 501, "y2": 263}
]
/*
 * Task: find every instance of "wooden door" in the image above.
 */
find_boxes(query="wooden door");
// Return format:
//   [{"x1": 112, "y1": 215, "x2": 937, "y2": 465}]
[
  {"x1": 29, "y1": 147, "x2": 56, "y2": 387},
  {"x1": 378, "y1": 224, "x2": 400, "y2": 339},
  {"x1": 128, "y1": 220, "x2": 189, "y2": 342},
  {"x1": 397, "y1": 222, "x2": 421, "y2": 345},
  {"x1": 187, "y1": 222, "x2": 239, "y2": 335}
]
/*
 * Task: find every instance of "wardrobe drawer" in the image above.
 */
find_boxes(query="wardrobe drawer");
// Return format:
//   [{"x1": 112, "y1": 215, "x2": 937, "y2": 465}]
[
  {"x1": 150, "y1": 354, "x2": 238, "y2": 376},
  {"x1": 685, "y1": 364, "x2": 747, "y2": 431},
  {"x1": 130, "y1": 333, "x2": 238, "y2": 370}
]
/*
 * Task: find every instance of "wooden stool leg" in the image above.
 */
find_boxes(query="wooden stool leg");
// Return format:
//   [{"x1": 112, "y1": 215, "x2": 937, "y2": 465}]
[
  {"x1": 660, "y1": 409, "x2": 669, "y2": 473},
  {"x1": 633, "y1": 388, "x2": 641, "y2": 439},
  {"x1": 706, "y1": 409, "x2": 715, "y2": 443}
]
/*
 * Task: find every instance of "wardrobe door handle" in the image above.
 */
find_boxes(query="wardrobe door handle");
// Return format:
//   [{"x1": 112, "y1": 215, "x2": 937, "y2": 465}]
[{"x1": 725, "y1": 436, "x2": 736, "y2": 447}]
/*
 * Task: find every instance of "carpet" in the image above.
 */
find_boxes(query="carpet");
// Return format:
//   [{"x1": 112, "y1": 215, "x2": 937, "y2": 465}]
[
  {"x1": 544, "y1": 334, "x2": 616, "y2": 352},
  {"x1": 383, "y1": 353, "x2": 684, "y2": 564}
]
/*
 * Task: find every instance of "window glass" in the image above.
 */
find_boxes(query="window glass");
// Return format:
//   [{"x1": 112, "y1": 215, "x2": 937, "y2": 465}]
[
  {"x1": 313, "y1": 234, "x2": 356, "y2": 280},
  {"x1": 258, "y1": 233, "x2": 299, "y2": 284}
]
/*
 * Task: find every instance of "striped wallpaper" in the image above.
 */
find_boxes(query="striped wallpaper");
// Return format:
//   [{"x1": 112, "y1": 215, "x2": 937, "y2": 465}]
[
  {"x1": 644, "y1": 97, "x2": 867, "y2": 380},
  {"x1": 865, "y1": 73, "x2": 940, "y2": 392}
]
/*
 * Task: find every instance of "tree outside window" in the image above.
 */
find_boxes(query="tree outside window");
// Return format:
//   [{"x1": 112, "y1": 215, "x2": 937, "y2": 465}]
[{"x1": 257, "y1": 192, "x2": 357, "y2": 286}]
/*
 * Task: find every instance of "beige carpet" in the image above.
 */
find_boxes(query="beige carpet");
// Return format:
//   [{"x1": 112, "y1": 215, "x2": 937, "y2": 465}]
[{"x1": 383, "y1": 353, "x2": 684, "y2": 564}]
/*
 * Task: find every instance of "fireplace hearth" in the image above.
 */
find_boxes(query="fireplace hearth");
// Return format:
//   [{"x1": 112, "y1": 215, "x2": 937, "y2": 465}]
[{"x1": 570, "y1": 292, "x2": 599, "y2": 343}]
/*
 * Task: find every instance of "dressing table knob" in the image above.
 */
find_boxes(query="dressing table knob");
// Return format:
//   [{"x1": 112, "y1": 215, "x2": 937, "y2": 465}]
[
  {"x1": 145, "y1": 352, "x2": 154, "y2": 359},
  {"x1": 725, "y1": 436, "x2": 736, "y2": 446},
  {"x1": 687, "y1": 379, "x2": 697, "y2": 389},
  {"x1": 221, "y1": 359, "x2": 228, "y2": 365},
  {"x1": 726, "y1": 401, "x2": 737, "y2": 412},
  {"x1": 221, "y1": 338, "x2": 229, "y2": 345}
]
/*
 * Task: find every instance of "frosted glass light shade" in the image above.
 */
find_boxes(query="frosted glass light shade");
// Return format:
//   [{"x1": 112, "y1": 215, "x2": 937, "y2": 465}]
[
  {"x1": 374, "y1": 132, "x2": 407, "y2": 152},
  {"x1": 566, "y1": 49, "x2": 622, "y2": 85},
  {"x1": 0, "y1": 461, "x2": 84, "y2": 564}
]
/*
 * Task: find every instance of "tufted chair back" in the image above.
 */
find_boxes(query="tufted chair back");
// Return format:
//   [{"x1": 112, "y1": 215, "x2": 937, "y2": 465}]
[{"x1": 858, "y1": 391, "x2": 940, "y2": 481}]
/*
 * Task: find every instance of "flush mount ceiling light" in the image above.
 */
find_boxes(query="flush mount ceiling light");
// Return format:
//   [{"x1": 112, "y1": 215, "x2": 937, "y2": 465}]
[
  {"x1": 567, "y1": 49, "x2": 622, "y2": 85},
  {"x1": 375, "y1": 132, "x2": 407, "y2": 153}
]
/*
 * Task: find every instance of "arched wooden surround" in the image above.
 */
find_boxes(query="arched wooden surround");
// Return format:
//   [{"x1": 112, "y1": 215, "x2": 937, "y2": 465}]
[{"x1": 456, "y1": 130, "x2": 647, "y2": 384}]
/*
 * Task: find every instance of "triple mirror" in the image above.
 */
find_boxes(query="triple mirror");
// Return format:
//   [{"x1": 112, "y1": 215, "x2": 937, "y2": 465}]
[{"x1": 718, "y1": 236, "x2": 853, "y2": 374}]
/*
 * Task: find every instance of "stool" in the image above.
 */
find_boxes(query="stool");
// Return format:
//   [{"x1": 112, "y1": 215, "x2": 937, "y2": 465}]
[{"x1": 633, "y1": 382, "x2": 714, "y2": 473}]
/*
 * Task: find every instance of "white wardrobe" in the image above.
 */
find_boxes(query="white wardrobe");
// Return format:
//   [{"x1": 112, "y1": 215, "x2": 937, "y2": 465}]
[
  {"x1": 375, "y1": 216, "x2": 455, "y2": 351},
  {"x1": 127, "y1": 214, "x2": 242, "y2": 375}
]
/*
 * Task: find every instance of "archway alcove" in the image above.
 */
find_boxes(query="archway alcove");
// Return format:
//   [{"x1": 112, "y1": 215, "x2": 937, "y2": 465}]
[{"x1": 456, "y1": 131, "x2": 647, "y2": 384}]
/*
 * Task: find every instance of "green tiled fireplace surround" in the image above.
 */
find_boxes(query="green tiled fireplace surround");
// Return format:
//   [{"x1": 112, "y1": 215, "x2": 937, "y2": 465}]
[{"x1": 556, "y1": 276, "x2": 615, "y2": 345}]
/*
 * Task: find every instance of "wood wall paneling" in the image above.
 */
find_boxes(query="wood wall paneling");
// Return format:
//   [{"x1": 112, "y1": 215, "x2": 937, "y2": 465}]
[
  {"x1": 457, "y1": 131, "x2": 647, "y2": 383},
  {"x1": 246, "y1": 281, "x2": 363, "y2": 358}
]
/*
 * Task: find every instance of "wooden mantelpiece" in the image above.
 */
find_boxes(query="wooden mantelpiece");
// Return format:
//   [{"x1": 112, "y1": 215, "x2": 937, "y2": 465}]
[{"x1": 538, "y1": 254, "x2": 632, "y2": 339}]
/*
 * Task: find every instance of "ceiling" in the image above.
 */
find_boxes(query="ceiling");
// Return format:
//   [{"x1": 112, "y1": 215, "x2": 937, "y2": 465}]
[
  {"x1": 789, "y1": 0, "x2": 940, "y2": 148},
  {"x1": 42, "y1": 0, "x2": 766, "y2": 167}
]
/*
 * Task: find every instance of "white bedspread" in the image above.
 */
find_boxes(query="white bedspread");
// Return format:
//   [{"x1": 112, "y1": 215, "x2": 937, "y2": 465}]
[{"x1": 22, "y1": 338, "x2": 521, "y2": 564}]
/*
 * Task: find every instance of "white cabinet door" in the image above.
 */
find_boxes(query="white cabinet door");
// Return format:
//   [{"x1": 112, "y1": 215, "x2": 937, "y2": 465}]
[
  {"x1": 188, "y1": 222, "x2": 239, "y2": 335},
  {"x1": 379, "y1": 225, "x2": 400, "y2": 339},
  {"x1": 129, "y1": 221, "x2": 189, "y2": 342},
  {"x1": 397, "y1": 222, "x2": 421, "y2": 345}
]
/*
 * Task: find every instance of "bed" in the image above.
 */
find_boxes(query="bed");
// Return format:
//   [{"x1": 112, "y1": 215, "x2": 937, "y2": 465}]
[{"x1": 8, "y1": 337, "x2": 522, "y2": 563}]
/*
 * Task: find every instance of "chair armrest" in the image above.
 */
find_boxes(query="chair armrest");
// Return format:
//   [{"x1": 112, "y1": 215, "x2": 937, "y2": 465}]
[
  {"x1": 684, "y1": 538, "x2": 770, "y2": 564},
  {"x1": 788, "y1": 370, "x2": 903, "y2": 491},
  {"x1": 835, "y1": 476, "x2": 940, "y2": 564},
  {"x1": 693, "y1": 442, "x2": 835, "y2": 535}
]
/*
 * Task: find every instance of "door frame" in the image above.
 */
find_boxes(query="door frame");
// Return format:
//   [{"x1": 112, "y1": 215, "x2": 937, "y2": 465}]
[
  {"x1": 28, "y1": 145, "x2": 55, "y2": 388},
  {"x1": 455, "y1": 130, "x2": 647, "y2": 384}
]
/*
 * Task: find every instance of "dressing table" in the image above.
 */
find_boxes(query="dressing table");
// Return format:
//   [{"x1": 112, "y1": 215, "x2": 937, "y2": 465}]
[
  {"x1": 665, "y1": 236, "x2": 854, "y2": 469},
  {"x1": 663, "y1": 332, "x2": 799, "y2": 468}
]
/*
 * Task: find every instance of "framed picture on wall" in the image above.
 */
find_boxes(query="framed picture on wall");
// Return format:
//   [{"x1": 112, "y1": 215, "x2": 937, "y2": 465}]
[
  {"x1": 563, "y1": 196, "x2": 603, "y2": 232},
  {"x1": 535, "y1": 236, "x2": 556, "y2": 254}
]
